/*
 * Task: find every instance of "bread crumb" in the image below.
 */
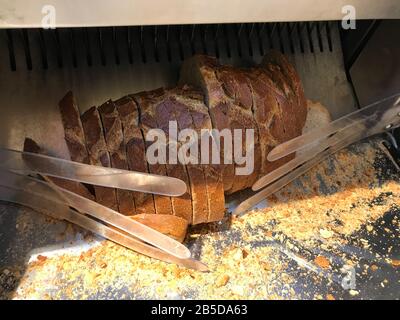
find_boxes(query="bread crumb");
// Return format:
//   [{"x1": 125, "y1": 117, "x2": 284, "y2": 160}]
[
  {"x1": 390, "y1": 259, "x2": 400, "y2": 268},
  {"x1": 231, "y1": 285, "x2": 244, "y2": 296},
  {"x1": 264, "y1": 231, "x2": 273, "y2": 238},
  {"x1": 326, "y1": 294, "x2": 335, "y2": 300},
  {"x1": 370, "y1": 265, "x2": 379, "y2": 272},
  {"x1": 349, "y1": 290, "x2": 359, "y2": 296},
  {"x1": 215, "y1": 274, "x2": 230, "y2": 287},
  {"x1": 37, "y1": 255, "x2": 47, "y2": 262},
  {"x1": 314, "y1": 255, "x2": 330, "y2": 269},
  {"x1": 319, "y1": 229, "x2": 333, "y2": 239},
  {"x1": 232, "y1": 248, "x2": 244, "y2": 261}
]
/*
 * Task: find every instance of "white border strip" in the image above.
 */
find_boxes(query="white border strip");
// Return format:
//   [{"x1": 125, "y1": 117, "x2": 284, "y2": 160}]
[{"x1": 0, "y1": 0, "x2": 399, "y2": 29}]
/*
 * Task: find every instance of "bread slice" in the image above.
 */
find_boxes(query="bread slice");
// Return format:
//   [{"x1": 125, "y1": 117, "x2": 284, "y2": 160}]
[
  {"x1": 215, "y1": 67, "x2": 261, "y2": 193},
  {"x1": 132, "y1": 91, "x2": 177, "y2": 218},
  {"x1": 179, "y1": 55, "x2": 236, "y2": 193},
  {"x1": 81, "y1": 106, "x2": 119, "y2": 211},
  {"x1": 244, "y1": 69, "x2": 292, "y2": 174},
  {"x1": 174, "y1": 86, "x2": 226, "y2": 223},
  {"x1": 23, "y1": 137, "x2": 95, "y2": 200},
  {"x1": 179, "y1": 56, "x2": 259, "y2": 194},
  {"x1": 245, "y1": 51, "x2": 308, "y2": 176},
  {"x1": 58, "y1": 91, "x2": 90, "y2": 164},
  {"x1": 115, "y1": 96, "x2": 156, "y2": 215},
  {"x1": 98, "y1": 100, "x2": 135, "y2": 215},
  {"x1": 262, "y1": 50, "x2": 307, "y2": 118},
  {"x1": 167, "y1": 87, "x2": 209, "y2": 225}
]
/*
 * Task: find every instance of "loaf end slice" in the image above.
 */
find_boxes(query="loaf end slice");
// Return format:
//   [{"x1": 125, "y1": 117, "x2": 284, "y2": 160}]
[{"x1": 302, "y1": 100, "x2": 332, "y2": 133}]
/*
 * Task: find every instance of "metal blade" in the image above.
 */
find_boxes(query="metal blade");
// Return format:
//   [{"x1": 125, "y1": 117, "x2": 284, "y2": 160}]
[
  {"x1": 252, "y1": 117, "x2": 370, "y2": 191},
  {"x1": 0, "y1": 148, "x2": 187, "y2": 197}
]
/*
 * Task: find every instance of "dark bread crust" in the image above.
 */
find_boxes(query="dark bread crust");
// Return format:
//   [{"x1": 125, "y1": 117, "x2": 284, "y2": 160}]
[
  {"x1": 115, "y1": 96, "x2": 155, "y2": 215},
  {"x1": 98, "y1": 100, "x2": 136, "y2": 215},
  {"x1": 23, "y1": 137, "x2": 95, "y2": 200},
  {"x1": 81, "y1": 106, "x2": 119, "y2": 211},
  {"x1": 262, "y1": 51, "x2": 307, "y2": 139},
  {"x1": 132, "y1": 91, "x2": 176, "y2": 218},
  {"x1": 262, "y1": 50, "x2": 307, "y2": 118}
]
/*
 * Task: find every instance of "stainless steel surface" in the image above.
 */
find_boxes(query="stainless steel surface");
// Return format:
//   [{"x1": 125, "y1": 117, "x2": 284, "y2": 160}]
[
  {"x1": 1, "y1": 0, "x2": 400, "y2": 28},
  {"x1": 350, "y1": 20, "x2": 400, "y2": 106}
]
